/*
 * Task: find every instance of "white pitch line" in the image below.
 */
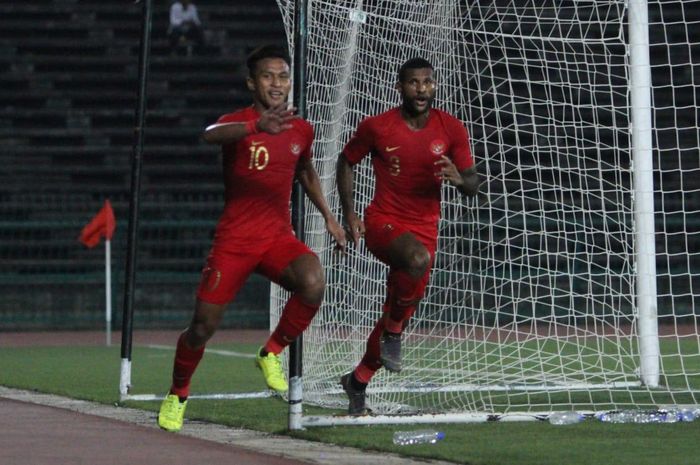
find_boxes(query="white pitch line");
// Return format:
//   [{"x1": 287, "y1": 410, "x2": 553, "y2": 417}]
[{"x1": 144, "y1": 344, "x2": 256, "y2": 359}]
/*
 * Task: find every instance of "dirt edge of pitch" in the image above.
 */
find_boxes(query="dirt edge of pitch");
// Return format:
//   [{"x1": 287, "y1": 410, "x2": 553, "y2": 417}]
[{"x1": 0, "y1": 386, "x2": 455, "y2": 465}]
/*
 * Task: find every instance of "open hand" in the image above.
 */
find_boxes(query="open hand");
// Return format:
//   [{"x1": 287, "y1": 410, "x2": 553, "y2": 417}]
[
  {"x1": 325, "y1": 217, "x2": 347, "y2": 253},
  {"x1": 343, "y1": 212, "x2": 365, "y2": 248},
  {"x1": 257, "y1": 103, "x2": 298, "y2": 134}
]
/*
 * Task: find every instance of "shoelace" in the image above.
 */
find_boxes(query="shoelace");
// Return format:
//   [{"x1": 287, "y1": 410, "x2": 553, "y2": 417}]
[
  {"x1": 163, "y1": 399, "x2": 183, "y2": 419},
  {"x1": 267, "y1": 353, "x2": 281, "y2": 371}
]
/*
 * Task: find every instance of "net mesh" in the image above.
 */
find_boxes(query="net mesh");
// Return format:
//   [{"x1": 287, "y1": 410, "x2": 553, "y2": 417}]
[{"x1": 273, "y1": 0, "x2": 700, "y2": 415}]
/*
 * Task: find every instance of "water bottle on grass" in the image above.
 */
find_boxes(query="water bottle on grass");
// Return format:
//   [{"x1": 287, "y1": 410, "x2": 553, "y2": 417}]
[
  {"x1": 597, "y1": 409, "x2": 693, "y2": 423},
  {"x1": 548, "y1": 411, "x2": 583, "y2": 425},
  {"x1": 597, "y1": 410, "x2": 653, "y2": 423},
  {"x1": 393, "y1": 430, "x2": 445, "y2": 445},
  {"x1": 678, "y1": 409, "x2": 697, "y2": 422}
]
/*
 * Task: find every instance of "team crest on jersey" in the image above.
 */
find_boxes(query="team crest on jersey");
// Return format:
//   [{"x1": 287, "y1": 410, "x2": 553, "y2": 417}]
[
  {"x1": 290, "y1": 142, "x2": 302, "y2": 156},
  {"x1": 430, "y1": 139, "x2": 446, "y2": 156}
]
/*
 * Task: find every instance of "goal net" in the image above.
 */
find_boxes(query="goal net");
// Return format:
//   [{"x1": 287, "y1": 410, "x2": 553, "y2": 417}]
[{"x1": 273, "y1": 0, "x2": 700, "y2": 422}]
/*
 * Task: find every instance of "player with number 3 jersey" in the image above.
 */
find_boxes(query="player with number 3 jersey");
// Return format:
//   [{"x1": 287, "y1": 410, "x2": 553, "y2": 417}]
[
  {"x1": 343, "y1": 106, "x2": 474, "y2": 226},
  {"x1": 336, "y1": 57, "x2": 480, "y2": 415}
]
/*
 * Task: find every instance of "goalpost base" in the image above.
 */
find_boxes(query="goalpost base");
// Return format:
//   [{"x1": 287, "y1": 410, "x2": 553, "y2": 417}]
[{"x1": 301, "y1": 412, "x2": 542, "y2": 428}]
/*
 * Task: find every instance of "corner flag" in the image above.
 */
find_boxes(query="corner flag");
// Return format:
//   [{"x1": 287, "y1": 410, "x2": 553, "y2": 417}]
[
  {"x1": 79, "y1": 200, "x2": 116, "y2": 248},
  {"x1": 79, "y1": 199, "x2": 117, "y2": 345}
]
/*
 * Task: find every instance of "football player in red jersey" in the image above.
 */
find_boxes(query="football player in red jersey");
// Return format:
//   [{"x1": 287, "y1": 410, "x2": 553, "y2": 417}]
[
  {"x1": 336, "y1": 57, "x2": 480, "y2": 415},
  {"x1": 157, "y1": 44, "x2": 345, "y2": 432}
]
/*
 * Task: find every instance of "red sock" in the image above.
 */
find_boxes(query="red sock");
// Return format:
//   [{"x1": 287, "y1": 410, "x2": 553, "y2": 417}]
[
  {"x1": 170, "y1": 332, "x2": 205, "y2": 399},
  {"x1": 355, "y1": 317, "x2": 385, "y2": 383},
  {"x1": 385, "y1": 270, "x2": 428, "y2": 332},
  {"x1": 265, "y1": 294, "x2": 320, "y2": 354}
]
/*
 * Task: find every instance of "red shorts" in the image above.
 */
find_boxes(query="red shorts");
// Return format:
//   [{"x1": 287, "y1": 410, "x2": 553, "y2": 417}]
[
  {"x1": 363, "y1": 209, "x2": 437, "y2": 265},
  {"x1": 196, "y1": 233, "x2": 314, "y2": 305}
]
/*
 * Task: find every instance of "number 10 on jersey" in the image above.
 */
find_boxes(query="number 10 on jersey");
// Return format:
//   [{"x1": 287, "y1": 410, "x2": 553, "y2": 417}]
[{"x1": 249, "y1": 145, "x2": 269, "y2": 170}]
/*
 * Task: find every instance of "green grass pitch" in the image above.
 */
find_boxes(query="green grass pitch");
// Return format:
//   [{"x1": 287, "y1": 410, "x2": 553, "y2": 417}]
[{"x1": 1, "y1": 341, "x2": 699, "y2": 464}]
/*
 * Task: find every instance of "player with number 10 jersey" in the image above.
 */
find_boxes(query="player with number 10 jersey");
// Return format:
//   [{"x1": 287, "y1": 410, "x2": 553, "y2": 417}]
[
  {"x1": 157, "y1": 44, "x2": 345, "y2": 433},
  {"x1": 212, "y1": 106, "x2": 313, "y2": 249}
]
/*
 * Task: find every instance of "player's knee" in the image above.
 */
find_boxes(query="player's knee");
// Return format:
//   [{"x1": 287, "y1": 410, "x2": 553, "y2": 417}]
[
  {"x1": 188, "y1": 317, "x2": 219, "y2": 345},
  {"x1": 297, "y1": 268, "x2": 325, "y2": 304},
  {"x1": 405, "y1": 248, "x2": 431, "y2": 277}
]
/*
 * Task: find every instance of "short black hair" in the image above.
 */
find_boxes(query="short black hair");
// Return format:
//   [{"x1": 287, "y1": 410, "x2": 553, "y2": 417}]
[
  {"x1": 246, "y1": 44, "x2": 291, "y2": 77},
  {"x1": 398, "y1": 58, "x2": 434, "y2": 82}
]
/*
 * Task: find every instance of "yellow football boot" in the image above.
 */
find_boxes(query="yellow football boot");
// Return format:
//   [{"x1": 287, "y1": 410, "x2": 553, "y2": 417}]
[
  {"x1": 255, "y1": 348, "x2": 288, "y2": 393},
  {"x1": 157, "y1": 393, "x2": 187, "y2": 432}
]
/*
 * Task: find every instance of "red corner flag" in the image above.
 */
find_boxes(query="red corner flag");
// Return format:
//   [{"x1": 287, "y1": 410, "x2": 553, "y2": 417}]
[{"x1": 79, "y1": 200, "x2": 116, "y2": 248}]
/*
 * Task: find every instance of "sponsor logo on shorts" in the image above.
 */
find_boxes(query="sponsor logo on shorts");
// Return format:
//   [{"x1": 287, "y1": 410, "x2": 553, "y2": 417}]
[{"x1": 385, "y1": 145, "x2": 400, "y2": 152}]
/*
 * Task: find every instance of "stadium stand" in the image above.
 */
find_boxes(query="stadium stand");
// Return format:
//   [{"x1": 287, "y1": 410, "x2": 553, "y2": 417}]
[
  {"x1": 0, "y1": 1, "x2": 695, "y2": 332},
  {"x1": 0, "y1": 0, "x2": 286, "y2": 329}
]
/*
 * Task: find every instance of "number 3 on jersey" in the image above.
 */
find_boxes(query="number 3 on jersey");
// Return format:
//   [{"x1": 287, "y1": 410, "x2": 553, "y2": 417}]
[{"x1": 248, "y1": 144, "x2": 269, "y2": 170}]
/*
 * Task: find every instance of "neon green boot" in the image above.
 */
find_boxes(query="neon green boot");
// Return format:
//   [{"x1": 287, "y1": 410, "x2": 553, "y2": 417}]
[
  {"x1": 157, "y1": 394, "x2": 187, "y2": 432},
  {"x1": 255, "y1": 348, "x2": 288, "y2": 393}
]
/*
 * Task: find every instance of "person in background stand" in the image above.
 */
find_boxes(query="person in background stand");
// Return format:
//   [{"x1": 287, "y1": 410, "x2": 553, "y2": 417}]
[
  {"x1": 168, "y1": 0, "x2": 204, "y2": 55},
  {"x1": 336, "y1": 57, "x2": 480, "y2": 415},
  {"x1": 157, "y1": 44, "x2": 346, "y2": 432}
]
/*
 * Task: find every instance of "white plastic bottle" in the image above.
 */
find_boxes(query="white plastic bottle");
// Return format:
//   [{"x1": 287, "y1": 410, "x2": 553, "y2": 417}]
[
  {"x1": 392, "y1": 430, "x2": 446, "y2": 446},
  {"x1": 678, "y1": 408, "x2": 697, "y2": 422},
  {"x1": 597, "y1": 410, "x2": 646, "y2": 423},
  {"x1": 548, "y1": 411, "x2": 583, "y2": 425},
  {"x1": 597, "y1": 409, "x2": 686, "y2": 423},
  {"x1": 660, "y1": 409, "x2": 697, "y2": 422}
]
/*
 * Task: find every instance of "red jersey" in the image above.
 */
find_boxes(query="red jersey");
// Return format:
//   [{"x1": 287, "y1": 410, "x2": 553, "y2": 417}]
[
  {"x1": 212, "y1": 106, "x2": 313, "y2": 248},
  {"x1": 342, "y1": 107, "x2": 473, "y2": 225}
]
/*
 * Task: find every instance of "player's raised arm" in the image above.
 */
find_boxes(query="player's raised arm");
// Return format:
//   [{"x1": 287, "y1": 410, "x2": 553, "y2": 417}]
[
  {"x1": 202, "y1": 103, "x2": 298, "y2": 144},
  {"x1": 336, "y1": 153, "x2": 365, "y2": 246},
  {"x1": 296, "y1": 157, "x2": 347, "y2": 252}
]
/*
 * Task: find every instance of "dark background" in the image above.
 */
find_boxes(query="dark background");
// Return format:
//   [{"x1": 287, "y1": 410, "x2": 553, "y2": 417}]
[{"x1": 0, "y1": 0, "x2": 696, "y2": 330}]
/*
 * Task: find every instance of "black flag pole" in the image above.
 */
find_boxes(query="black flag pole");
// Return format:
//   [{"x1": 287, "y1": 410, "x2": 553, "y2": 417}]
[
  {"x1": 119, "y1": 0, "x2": 153, "y2": 399},
  {"x1": 288, "y1": 0, "x2": 309, "y2": 430}
]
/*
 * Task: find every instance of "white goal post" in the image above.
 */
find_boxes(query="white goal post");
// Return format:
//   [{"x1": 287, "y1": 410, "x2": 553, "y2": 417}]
[{"x1": 273, "y1": 0, "x2": 700, "y2": 427}]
